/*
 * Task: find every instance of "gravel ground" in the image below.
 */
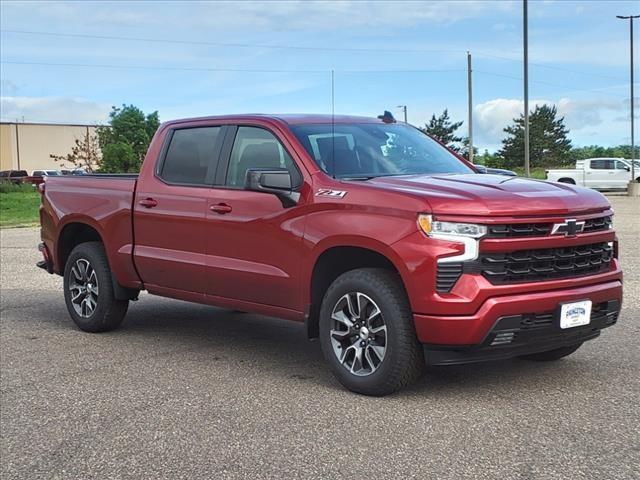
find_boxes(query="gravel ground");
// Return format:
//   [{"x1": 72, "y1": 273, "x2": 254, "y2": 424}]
[{"x1": 1, "y1": 195, "x2": 638, "y2": 480}]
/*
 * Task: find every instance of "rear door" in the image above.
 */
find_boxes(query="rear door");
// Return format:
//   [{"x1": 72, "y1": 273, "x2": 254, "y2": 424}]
[
  {"x1": 133, "y1": 125, "x2": 226, "y2": 294},
  {"x1": 203, "y1": 125, "x2": 307, "y2": 311},
  {"x1": 585, "y1": 159, "x2": 615, "y2": 189}
]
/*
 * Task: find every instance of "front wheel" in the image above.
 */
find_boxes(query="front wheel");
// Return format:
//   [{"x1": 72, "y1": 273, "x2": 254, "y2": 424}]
[
  {"x1": 63, "y1": 242, "x2": 129, "y2": 333},
  {"x1": 319, "y1": 268, "x2": 424, "y2": 396},
  {"x1": 518, "y1": 343, "x2": 583, "y2": 361}
]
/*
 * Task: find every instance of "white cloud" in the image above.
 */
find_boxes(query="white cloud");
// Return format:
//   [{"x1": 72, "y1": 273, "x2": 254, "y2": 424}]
[
  {"x1": 1, "y1": 0, "x2": 517, "y2": 31},
  {"x1": 473, "y1": 96, "x2": 630, "y2": 151},
  {"x1": 0, "y1": 96, "x2": 110, "y2": 124}
]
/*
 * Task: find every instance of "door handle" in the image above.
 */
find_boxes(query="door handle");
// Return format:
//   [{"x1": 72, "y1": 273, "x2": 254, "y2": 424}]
[
  {"x1": 210, "y1": 203, "x2": 232, "y2": 214},
  {"x1": 139, "y1": 198, "x2": 158, "y2": 208}
]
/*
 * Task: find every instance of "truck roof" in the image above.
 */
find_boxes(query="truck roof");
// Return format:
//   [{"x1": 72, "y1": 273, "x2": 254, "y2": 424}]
[{"x1": 162, "y1": 113, "x2": 385, "y2": 128}]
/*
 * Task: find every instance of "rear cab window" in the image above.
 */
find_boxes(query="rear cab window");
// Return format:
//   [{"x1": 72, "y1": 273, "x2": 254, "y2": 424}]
[
  {"x1": 158, "y1": 127, "x2": 223, "y2": 186},
  {"x1": 590, "y1": 160, "x2": 615, "y2": 170}
]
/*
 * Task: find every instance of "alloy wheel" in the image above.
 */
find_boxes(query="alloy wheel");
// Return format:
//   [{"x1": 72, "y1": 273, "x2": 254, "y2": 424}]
[
  {"x1": 329, "y1": 292, "x2": 387, "y2": 376},
  {"x1": 68, "y1": 259, "x2": 99, "y2": 318}
]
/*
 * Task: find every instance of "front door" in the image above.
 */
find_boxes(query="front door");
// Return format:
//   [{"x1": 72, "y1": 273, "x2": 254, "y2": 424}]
[
  {"x1": 133, "y1": 125, "x2": 224, "y2": 294},
  {"x1": 204, "y1": 125, "x2": 307, "y2": 311}
]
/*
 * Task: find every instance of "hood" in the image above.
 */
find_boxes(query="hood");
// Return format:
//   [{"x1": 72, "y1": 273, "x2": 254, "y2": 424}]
[{"x1": 364, "y1": 174, "x2": 610, "y2": 217}]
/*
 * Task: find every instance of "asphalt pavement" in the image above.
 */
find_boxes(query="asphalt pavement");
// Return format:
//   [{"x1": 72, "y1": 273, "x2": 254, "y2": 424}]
[{"x1": 1, "y1": 195, "x2": 638, "y2": 479}]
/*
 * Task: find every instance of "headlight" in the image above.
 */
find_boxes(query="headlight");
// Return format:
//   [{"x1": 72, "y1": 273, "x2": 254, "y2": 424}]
[{"x1": 418, "y1": 214, "x2": 487, "y2": 239}]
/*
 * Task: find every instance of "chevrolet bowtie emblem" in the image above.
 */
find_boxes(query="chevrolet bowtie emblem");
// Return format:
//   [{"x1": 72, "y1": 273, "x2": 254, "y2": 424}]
[{"x1": 551, "y1": 219, "x2": 585, "y2": 237}]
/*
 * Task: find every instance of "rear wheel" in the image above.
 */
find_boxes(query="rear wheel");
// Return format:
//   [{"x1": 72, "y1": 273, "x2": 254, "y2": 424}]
[
  {"x1": 319, "y1": 268, "x2": 424, "y2": 396},
  {"x1": 63, "y1": 242, "x2": 129, "y2": 332},
  {"x1": 518, "y1": 343, "x2": 583, "y2": 361}
]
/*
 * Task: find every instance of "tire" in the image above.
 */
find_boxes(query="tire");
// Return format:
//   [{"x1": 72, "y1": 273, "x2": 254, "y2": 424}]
[
  {"x1": 518, "y1": 343, "x2": 583, "y2": 361},
  {"x1": 319, "y1": 268, "x2": 424, "y2": 396},
  {"x1": 63, "y1": 241, "x2": 129, "y2": 333}
]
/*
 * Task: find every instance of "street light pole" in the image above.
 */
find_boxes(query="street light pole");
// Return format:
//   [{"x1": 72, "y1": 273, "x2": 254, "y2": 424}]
[
  {"x1": 523, "y1": 0, "x2": 530, "y2": 178},
  {"x1": 397, "y1": 105, "x2": 408, "y2": 123},
  {"x1": 616, "y1": 14, "x2": 639, "y2": 196}
]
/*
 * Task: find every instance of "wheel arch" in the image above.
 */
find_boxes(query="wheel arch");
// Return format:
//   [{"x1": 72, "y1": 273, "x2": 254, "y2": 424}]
[
  {"x1": 557, "y1": 177, "x2": 576, "y2": 184},
  {"x1": 56, "y1": 219, "x2": 139, "y2": 300},
  {"x1": 305, "y1": 240, "x2": 410, "y2": 339},
  {"x1": 57, "y1": 220, "x2": 104, "y2": 273}
]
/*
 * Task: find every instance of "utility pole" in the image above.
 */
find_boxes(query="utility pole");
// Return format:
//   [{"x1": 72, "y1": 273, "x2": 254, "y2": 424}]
[
  {"x1": 617, "y1": 14, "x2": 639, "y2": 196},
  {"x1": 397, "y1": 105, "x2": 408, "y2": 123},
  {"x1": 523, "y1": 0, "x2": 530, "y2": 177},
  {"x1": 467, "y1": 51, "x2": 474, "y2": 164}
]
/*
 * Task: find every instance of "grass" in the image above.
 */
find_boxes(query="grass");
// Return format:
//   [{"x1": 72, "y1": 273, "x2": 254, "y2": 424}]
[
  {"x1": 0, "y1": 183, "x2": 41, "y2": 228},
  {"x1": 512, "y1": 167, "x2": 549, "y2": 179}
]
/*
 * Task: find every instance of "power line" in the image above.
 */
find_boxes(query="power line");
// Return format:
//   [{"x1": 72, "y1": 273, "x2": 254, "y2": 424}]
[
  {"x1": 0, "y1": 60, "x2": 465, "y2": 75},
  {"x1": 475, "y1": 70, "x2": 628, "y2": 98},
  {"x1": 474, "y1": 52, "x2": 628, "y2": 82},
  {"x1": 2, "y1": 28, "x2": 626, "y2": 82},
  {"x1": 0, "y1": 60, "x2": 327, "y2": 74},
  {"x1": 0, "y1": 29, "x2": 462, "y2": 54}
]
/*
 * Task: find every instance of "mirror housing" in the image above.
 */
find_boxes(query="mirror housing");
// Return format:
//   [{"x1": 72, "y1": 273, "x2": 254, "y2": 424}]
[
  {"x1": 245, "y1": 168, "x2": 299, "y2": 207},
  {"x1": 624, "y1": 166, "x2": 631, "y2": 172}
]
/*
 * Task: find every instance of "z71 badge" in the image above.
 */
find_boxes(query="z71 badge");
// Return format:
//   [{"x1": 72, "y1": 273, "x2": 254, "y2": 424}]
[{"x1": 316, "y1": 189, "x2": 347, "y2": 198}]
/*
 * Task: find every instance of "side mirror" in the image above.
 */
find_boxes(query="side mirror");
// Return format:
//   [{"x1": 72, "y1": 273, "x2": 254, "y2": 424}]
[
  {"x1": 245, "y1": 168, "x2": 299, "y2": 207},
  {"x1": 624, "y1": 166, "x2": 631, "y2": 172},
  {"x1": 245, "y1": 168, "x2": 291, "y2": 193}
]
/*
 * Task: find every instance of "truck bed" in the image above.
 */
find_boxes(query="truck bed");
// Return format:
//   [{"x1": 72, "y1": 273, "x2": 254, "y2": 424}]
[{"x1": 40, "y1": 174, "x2": 140, "y2": 287}]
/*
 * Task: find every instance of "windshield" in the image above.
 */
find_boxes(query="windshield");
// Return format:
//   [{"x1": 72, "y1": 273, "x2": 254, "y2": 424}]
[{"x1": 290, "y1": 123, "x2": 473, "y2": 178}]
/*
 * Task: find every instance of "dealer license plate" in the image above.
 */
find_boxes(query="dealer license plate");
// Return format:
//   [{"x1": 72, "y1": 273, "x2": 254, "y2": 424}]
[{"x1": 559, "y1": 300, "x2": 592, "y2": 329}]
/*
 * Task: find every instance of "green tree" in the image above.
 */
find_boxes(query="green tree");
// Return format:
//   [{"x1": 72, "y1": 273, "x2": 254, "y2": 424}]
[
  {"x1": 571, "y1": 144, "x2": 640, "y2": 160},
  {"x1": 420, "y1": 109, "x2": 464, "y2": 152},
  {"x1": 460, "y1": 137, "x2": 478, "y2": 161},
  {"x1": 100, "y1": 143, "x2": 139, "y2": 173},
  {"x1": 50, "y1": 129, "x2": 101, "y2": 173},
  {"x1": 97, "y1": 105, "x2": 160, "y2": 173},
  {"x1": 499, "y1": 105, "x2": 572, "y2": 168}
]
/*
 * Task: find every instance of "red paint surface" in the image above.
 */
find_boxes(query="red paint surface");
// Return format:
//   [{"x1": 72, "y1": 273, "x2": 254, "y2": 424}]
[{"x1": 40, "y1": 114, "x2": 623, "y2": 346}]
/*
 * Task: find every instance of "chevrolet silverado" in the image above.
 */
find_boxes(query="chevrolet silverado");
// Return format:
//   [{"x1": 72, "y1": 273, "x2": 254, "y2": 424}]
[{"x1": 37, "y1": 114, "x2": 623, "y2": 395}]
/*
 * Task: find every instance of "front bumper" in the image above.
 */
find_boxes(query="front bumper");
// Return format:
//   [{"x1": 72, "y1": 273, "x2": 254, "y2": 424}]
[
  {"x1": 413, "y1": 279, "x2": 622, "y2": 348},
  {"x1": 423, "y1": 299, "x2": 619, "y2": 365}
]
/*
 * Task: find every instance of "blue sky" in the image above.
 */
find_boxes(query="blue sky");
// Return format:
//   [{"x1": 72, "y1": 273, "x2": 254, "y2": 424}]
[{"x1": 1, "y1": 0, "x2": 638, "y2": 152}]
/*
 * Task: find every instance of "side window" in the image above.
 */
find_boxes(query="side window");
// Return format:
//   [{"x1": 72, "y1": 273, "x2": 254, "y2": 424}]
[
  {"x1": 159, "y1": 127, "x2": 222, "y2": 185},
  {"x1": 590, "y1": 160, "x2": 607, "y2": 170},
  {"x1": 615, "y1": 160, "x2": 628, "y2": 170},
  {"x1": 225, "y1": 126, "x2": 302, "y2": 188}
]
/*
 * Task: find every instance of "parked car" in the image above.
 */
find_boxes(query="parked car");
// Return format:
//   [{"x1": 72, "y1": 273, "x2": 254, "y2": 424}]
[
  {"x1": 546, "y1": 158, "x2": 639, "y2": 190},
  {"x1": 0, "y1": 169, "x2": 29, "y2": 184},
  {"x1": 30, "y1": 170, "x2": 62, "y2": 186},
  {"x1": 473, "y1": 164, "x2": 517, "y2": 176},
  {"x1": 36, "y1": 114, "x2": 622, "y2": 396}
]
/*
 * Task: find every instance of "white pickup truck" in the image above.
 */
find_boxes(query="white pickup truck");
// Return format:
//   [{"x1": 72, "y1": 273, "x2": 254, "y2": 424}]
[{"x1": 546, "y1": 158, "x2": 639, "y2": 190}]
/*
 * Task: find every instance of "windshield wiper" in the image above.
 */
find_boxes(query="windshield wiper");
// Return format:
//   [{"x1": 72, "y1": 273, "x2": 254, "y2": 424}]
[{"x1": 340, "y1": 176, "x2": 377, "y2": 181}]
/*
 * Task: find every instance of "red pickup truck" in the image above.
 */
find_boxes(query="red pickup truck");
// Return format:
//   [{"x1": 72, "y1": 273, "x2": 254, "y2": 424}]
[{"x1": 37, "y1": 114, "x2": 623, "y2": 395}]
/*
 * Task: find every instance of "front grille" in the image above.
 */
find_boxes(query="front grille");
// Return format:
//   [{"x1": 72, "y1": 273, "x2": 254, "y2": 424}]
[
  {"x1": 583, "y1": 215, "x2": 612, "y2": 233},
  {"x1": 473, "y1": 242, "x2": 613, "y2": 285},
  {"x1": 487, "y1": 223, "x2": 551, "y2": 238},
  {"x1": 486, "y1": 215, "x2": 611, "y2": 238}
]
